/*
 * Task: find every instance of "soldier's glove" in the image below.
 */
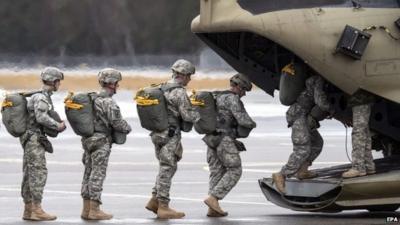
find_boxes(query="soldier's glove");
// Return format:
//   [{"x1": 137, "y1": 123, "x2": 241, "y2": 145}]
[
  {"x1": 234, "y1": 140, "x2": 247, "y2": 152},
  {"x1": 307, "y1": 116, "x2": 320, "y2": 130},
  {"x1": 57, "y1": 121, "x2": 67, "y2": 132},
  {"x1": 39, "y1": 136, "x2": 54, "y2": 153}
]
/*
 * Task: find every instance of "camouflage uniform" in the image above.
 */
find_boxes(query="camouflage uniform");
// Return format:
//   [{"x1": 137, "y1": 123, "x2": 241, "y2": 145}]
[
  {"x1": 20, "y1": 88, "x2": 61, "y2": 204},
  {"x1": 280, "y1": 76, "x2": 333, "y2": 177},
  {"x1": 348, "y1": 91, "x2": 375, "y2": 172},
  {"x1": 81, "y1": 88, "x2": 131, "y2": 203},
  {"x1": 150, "y1": 80, "x2": 200, "y2": 204},
  {"x1": 203, "y1": 91, "x2": 256, "y2": 200}
]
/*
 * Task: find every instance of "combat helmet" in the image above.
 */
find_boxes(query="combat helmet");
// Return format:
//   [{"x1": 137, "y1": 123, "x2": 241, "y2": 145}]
[
  {"x1": 98, "y1": 68, "x2": 122, "y2": 85},
  {"x1": 171, "y1": 59, "x2": 195, "y2": 76},
  {"x1": 41, "y1": 67, "x2": 64, "y2": 83},
  {"x1": 230, "y1": 73, "x2": 252, "y2": 91}
]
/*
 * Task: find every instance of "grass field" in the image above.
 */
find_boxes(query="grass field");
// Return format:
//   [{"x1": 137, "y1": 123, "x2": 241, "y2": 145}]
[{"x1": 0, "y1": 71, "x2": 232, "y2": 91}]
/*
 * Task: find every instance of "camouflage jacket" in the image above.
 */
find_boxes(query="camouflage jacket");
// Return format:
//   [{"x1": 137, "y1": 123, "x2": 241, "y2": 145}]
[
  {"x1": 286, "y1": 76, "x2": 333, "y2": 126},
  {"x1": 214, "y1": 91, "x2": 256, "y2": 138},
  {"x1": 93, "y1": 88, "x2": 131, "y2": 135},
  {"x1": 26, "y1": 87, "x2": 61, "y2": 134},
  {"x1": 163, "y1": 80, "x2": 200, "y2": 130}
]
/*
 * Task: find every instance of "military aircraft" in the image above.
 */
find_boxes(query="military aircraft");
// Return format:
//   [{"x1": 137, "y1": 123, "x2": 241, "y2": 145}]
[{"x1": 191, "y1": 0, "x2": 400, "y2": 212}]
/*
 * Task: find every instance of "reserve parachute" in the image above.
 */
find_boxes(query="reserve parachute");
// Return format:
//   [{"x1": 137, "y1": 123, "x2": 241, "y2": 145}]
[
  {"x1": 190, "y1": 90, "x2": 217, "y2": 134},
  {"x1": 135, "y1": 83, "x2": 182, "y2": 132},
  {"x1": 1, "y1": 91, "x2": 41, "y2": 137},
  {"x1": 44, "y1": 110, "x2": 62, "y2": 137}
]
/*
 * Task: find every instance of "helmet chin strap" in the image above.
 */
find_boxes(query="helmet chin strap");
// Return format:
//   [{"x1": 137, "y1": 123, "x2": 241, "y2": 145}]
[{"x1": 104, "y1": 84, "x2": 116, "y2": 95}]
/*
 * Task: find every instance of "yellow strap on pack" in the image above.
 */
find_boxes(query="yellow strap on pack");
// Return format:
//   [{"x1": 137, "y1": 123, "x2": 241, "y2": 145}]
[
  {"x1": 64, "y1": 92, "x2": 84, "y2": 110},
  {"x1": 134, "y1": 87, "x2": 160, "y2": 106},
  {"x1": 282, "y1": 63, "x2": 295, "y2": 76},
  {"x1": 190, "y1": 90, "x2": 205, "y2": 107},
  {"x1": 2, "y1": 100, "x2": 13, "y2": 108},
  {"x1": 134, "y1": 96, "x2": 159, "y2": 106},
  {"x1": 190, "y1": 98, "x2": 205, "y2": 106}
]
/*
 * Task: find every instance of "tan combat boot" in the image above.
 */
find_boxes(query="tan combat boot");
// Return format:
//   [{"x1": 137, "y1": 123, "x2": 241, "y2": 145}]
[
  {"x1": 204, "y1": 195, "x2": 228, "y2": 216},
  {"x1": 22, "y1": 202, "x2": 32, "y2": 220},
  {"x1": 342, "y1": 168, "x2": 366, "y2": 178},
  {"x1": 272, "y1": 172, "x2": 286, "y2": 194},
  {"x1": 207, "y1": 207, "x2": 228, "y2": 217},
  {"x1": 30, "y1": 203, "x2": 57, "y2": 221},
  {"x1": 81, "y1": 199, "x2": 90, "y2": 220},
  {"x1": 87, "y1": 200, "x2": 113, "y2": 220},
  {"x1": 145, "y1": 195, "x2": 159, "y2": 214},
  {"x1": 296, "y1": 164, "x2": 317, "y2": 180},
  {"x1": 157, "y1": 201, "x2": 185, "y2": 219}
]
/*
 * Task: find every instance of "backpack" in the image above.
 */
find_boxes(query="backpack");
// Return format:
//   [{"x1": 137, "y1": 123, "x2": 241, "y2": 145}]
[
  {"x1": 65, "y1": 92, "x2": 128, "y2": 144},
  {"x1": 192, "y1": 90, "x2": 254, "y2": 138},
  {"x1": 279, "y1": 63, "x2": 308, "y2": 106},
  {"x1": 135, "y1": 83, "x2": 182, "y2": 132},
  {"x1": 64, "y1": 92, "x2": 97, "y2": 137},
  {"x1": 1, "y1": 91, "x2": 42, "y2": 137},
  {"x1": 190, "y1": 91, "x2": 217, "y2": 134}
]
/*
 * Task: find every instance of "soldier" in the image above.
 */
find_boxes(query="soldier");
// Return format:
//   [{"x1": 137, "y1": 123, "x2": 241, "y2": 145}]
[
  {"x1": 342, "y1": 91, "x2": 375, "y2": 178},
  {"x1": 272, "y1": 75, "x2": 334, "y2": 194},
  {"x1": 80, "y1": 68, "x2": 132, "y2": 220},
  {"x1": 203, "y1": 73, "x2": 256, "y2": 217},
  {"x1": 145, "y1": 59, "x2": 200, "y2": 219},
  {"x1": 21, "y1": 67, "x2": 66, "y2": 221}
]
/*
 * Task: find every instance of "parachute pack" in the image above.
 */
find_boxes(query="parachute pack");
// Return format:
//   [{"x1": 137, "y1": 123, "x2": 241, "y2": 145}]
[
  {"x1": 190, "y1": 91, "x2": 217, "y2": 134},
  {"x1": 279, "y1": 63, "x2": 309, "y2": 106},
  {"x1": 1, "y1": 92, "x2": 32, "y2": 137},
  {"x1": 135, "y1": 83, "x2": 182, "y2": 132},
  {"x1": 64, "y1": 92, "x2": 127, "y2": 144},
  {"x1": 1, "y1": 91, "x2": 61, "y2": 138},
  {"x1": 191, "y1": 90, "x2": 254, "y2": 137},
  {"x1": 64, "y1": 92, "x2": 97, "y2": 137}
]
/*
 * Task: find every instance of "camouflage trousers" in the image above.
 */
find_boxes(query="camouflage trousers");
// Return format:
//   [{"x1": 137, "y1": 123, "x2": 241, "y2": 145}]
[
  {"x1": 281, "y1": 117, "x2": 323, "y2": 177},
  {"x1": 151, "y1": 130, "x2": 183, "y2": 203},
  {"x1": 81, "y1": 133, "x2": 111, "y2": 204},
  {"x1": 207, "y1": 136, "x2": 242, "y2": 200},
  {"x1": 20, "y1": 133, "x2": 48, "y2": 204},
  {"x1": 351, "y1": 104, "x2": 375, "y2": 172}
]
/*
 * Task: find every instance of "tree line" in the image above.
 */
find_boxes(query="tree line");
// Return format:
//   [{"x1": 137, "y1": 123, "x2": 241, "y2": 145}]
[{"x1": 0, "y1": 0, "x2": 202, "y2": 56}]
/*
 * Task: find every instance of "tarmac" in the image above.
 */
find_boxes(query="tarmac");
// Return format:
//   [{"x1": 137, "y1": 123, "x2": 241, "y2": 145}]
[{"x1": 0, "y1": 91, "x2": 395, "y2": 224}]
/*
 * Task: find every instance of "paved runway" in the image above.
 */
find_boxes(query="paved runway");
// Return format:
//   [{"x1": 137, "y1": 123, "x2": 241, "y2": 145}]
[{"x1": 0, "y1": 91, "x2": 394, "y2": 224}]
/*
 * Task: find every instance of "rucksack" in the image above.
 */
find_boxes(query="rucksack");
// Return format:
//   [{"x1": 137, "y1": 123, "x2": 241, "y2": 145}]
[
  {"x1": 190, "y1": 91, "x2": 217, "y2": 134},
  {"x1": 65, "y1": 92, "x2": 128, "y2": 144},
  {"x1": 279, "y1": 63, "x2": 308, "y2": 106},
  {"x1": 135, "y1": 83, "x2": 182, "y2": 132},
  {"x1": 192, "y1": 90, "x2": 254, "y2": 138},
  {"x1": 64, "y1": 92, "x2": 97, "y2": 137},
  {"x1": 1, "y1": 91, "x2": 43, "y2": 137}
]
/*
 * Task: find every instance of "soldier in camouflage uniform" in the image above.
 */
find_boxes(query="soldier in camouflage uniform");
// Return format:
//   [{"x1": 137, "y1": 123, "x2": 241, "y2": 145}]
[
  {"x1": 203, "y1": 73, "x2": 256, "y2": 217},
  {"x1": 272, "y1": 75, "x2": 334, "y2": 194},
  {"x1": 145, "y1": 59, "x2": 200, "y2": 219},
  {"x1": 80, "y1": 68, "x2": 131, "y2": 220},
  {"x1": 21, "y1": 67, "x2": 66, "y2": 221},
  {"x1": 342, "y1": 90, "x2": 376, "y2": 178}
]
